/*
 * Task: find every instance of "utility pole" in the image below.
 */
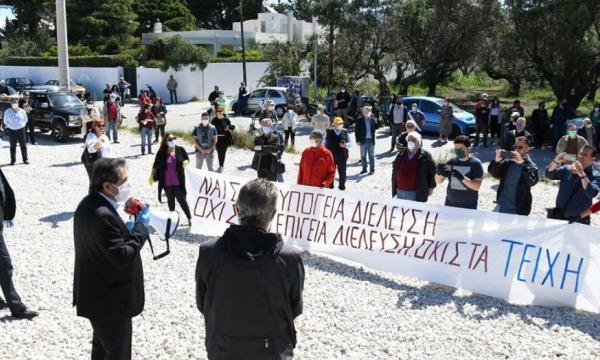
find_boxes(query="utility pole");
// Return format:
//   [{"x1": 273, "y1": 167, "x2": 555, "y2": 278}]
[
  {"x1": 313, "y1": 17, "x2": 318, "y2": 101},
  {"x1": 55, "y1": 0, "x2": 70, "y2": 90},
  {"x1": 237, "y1": 0, "x2": 247, "y2": 85}
]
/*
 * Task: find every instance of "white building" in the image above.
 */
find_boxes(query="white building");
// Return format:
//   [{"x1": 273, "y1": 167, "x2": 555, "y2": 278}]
[{"x1": 141, "y1": 11, "x2": 323, "y2": 56}]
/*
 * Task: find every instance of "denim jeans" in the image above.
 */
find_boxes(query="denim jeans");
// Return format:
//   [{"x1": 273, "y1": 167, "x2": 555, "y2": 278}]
[
  {"x1": 360, "y1": 139, "x2": 375, "y2": 172},
  {"x1": 105, "y1": 120, "x2": 119, "y2": 142},
  {"x1": 396, "y1": 188, "x2": 417, "y2": 201},
  {"x1": 140, "y1": 127, "x2": 152, "y2": 154}
]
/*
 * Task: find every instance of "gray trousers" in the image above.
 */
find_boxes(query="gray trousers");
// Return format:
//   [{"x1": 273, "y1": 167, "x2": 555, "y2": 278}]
[{"x1": 195, "y1": 150, "x2": 215, "y2": 171}]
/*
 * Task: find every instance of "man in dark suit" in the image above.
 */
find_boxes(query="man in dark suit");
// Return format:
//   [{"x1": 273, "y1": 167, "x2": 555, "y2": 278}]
[
  {"x1": 73, "y1": 158, "x2": 150, "y2": 360},
  {"x1": 355, "y1": 105, "x2": 377, "y2": 175},
  {"x1": 0, "y1": 169, "x2": 38, "y2": 319}
]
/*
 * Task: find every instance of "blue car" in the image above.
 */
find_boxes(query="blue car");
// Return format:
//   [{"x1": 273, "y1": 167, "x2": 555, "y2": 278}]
[{"x1": 401, "y1": 96, "x2": 476, "y2": 137}]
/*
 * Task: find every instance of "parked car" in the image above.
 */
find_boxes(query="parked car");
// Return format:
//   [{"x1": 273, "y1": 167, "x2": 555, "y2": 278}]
[
  {"x1": 27, "y1": 90, "x2": 92, "y2": 142},
  {"x1": 232, "y1": 87, "x2": 304, "y2": 117},
  {"x1": 4, "y1": 77, "x2": 34, "y2": 92},
  {"x1": 401, "y1": 96, "x2": 476, "y2": 137},
  {"x1": 32, "y1": 79, "x2": 87, "y2": 99}
]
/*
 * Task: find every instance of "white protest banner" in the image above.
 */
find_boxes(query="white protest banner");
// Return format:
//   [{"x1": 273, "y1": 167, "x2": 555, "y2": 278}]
[{"x1": 185, "y1": 167, "x2": 600, "y2": 313}]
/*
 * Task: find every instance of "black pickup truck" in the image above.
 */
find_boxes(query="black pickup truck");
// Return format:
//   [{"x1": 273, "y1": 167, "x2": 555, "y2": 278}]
[{"x1": 26, "y1": 90, "x2": 92, "y2": 142}]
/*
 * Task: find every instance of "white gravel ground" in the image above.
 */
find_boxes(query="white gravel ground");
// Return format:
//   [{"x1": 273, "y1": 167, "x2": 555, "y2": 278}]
[{"x1": 0, "y1": 118, "x2": 599, "y2": 359}]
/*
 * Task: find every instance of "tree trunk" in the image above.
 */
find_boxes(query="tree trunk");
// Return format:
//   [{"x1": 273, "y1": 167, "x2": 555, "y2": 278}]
[
  {"x1": 327, "y1": 21, "x2": 334, "y2": 92},
  {"x1": 427, "y1": 82, "x2": 437, "y2": 97},
  {"x1": 588, "y1": 79, "x2": 599, "y2": 102},
  {"x1": 399, "y1": 81, "x2": 410, "y2": 96},
  {"x1": 506, "y1": 79, "x2": 521, "y2": 98}
]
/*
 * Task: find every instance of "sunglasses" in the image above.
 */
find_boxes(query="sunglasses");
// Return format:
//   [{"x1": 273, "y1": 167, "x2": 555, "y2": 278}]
[
  {"x1": 96, "y1": 125, "x2": 105, "y2": 128},
  {"x1": 168, "y1": 137, "x2": 177, "y2": 141}
]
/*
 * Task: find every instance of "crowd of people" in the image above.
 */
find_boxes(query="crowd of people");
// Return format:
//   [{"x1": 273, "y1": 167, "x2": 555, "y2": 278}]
[{"x1": 2, "y1": 79, "x2": 600, "y2": 360}]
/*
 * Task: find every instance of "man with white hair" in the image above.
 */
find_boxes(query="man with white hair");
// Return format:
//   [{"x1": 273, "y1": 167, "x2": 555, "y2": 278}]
[
  {"x1": 391, "y1": 131, "x2": 436, "y2": 201},
  {"x1": 196, "y1": 178, "x2": 304, "y2": 359}
]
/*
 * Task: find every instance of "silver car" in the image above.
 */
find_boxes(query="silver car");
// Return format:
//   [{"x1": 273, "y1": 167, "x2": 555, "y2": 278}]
[{"x1": 236, "y1": 87, "x2": 304, "y2": 117}]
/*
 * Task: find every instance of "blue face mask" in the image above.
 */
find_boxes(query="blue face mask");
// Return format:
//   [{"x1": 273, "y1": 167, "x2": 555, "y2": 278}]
[{"x1": 262, "y1": 127, "x2": 272, "y2": 135}]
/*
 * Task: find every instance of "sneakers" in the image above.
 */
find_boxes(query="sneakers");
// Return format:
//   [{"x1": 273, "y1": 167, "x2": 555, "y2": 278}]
[{"x1": 12, "y1": 308, "x2": 38, "y2": 320}]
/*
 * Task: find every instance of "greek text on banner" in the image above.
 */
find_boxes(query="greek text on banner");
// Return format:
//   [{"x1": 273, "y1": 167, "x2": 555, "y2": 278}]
[{"x1": 185, "y1": 167, "x2": 600, "y2": 313}]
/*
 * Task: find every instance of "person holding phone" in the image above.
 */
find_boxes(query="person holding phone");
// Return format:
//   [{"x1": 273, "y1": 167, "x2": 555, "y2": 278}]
[{"x1": 488, "y1": 136, "x2": 539, "y2": 215}]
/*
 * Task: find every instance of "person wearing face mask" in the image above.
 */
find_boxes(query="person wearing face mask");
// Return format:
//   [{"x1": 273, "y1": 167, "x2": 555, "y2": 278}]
[
  {"x1": 4, "y1": 98, "x2": 29, "y2": 165},
  {"x1": 137, "y1": 104, "x2": 155, "y2": 155},
  {"x1": 489, "y1": 97, "x2": 503, "y2": 145},
  {"x1": 355, "y1": 105, "x2": 377, "y2": 175},
  {"x1": 151, "y1": 133, "x2": 192, "y2": 225},
  {"x1": 435, "y1": 135, "x2": 484, "y2": 210},
  {"x1": 546, "y1": 145, "x2": 600, "y2": 224},
  {"x1": 195, "y1": 178, "x2": 304, "y2": 359},
  {"x1": 251, "y1": 118, "x2": 281, "y2": 181},
  {"x1": 325, "y1": 117, "x2": 353, "y2": 190},
  {"x1": 555, "y1": 123, "x2": 588, "y2": 164},
  {"x1": 395, "y1": 119, "x2": 421, "y2": 149},
  {"x1": 501, "y1": 112, "x2": 520, "y2": 149},
  {"x1": 18, "y1": 91, "x2": 36, "y2": 145},
  {"x1": 255, "y1": 99, "x2": 279, "y2": 124},
  {"x1": 408, "y1": 103, "x2": 426, "y2": 129},
  {"x1": 474, "y1": 93, "x2": 491, "y2": 147},
  {"x1": 311, "y1": 104, "x2": 331, "y2": 133},
  {"x1": 84, "y1": 118, "x2": 113, "y2": 183},
  {"x1": 335, "y1": 86, "x2": 351, "y2": 122},
  {"x1": 211, "y1": 107, "x2": 235, "y2": 173},
  {"x1": 578, "y1": 118, "x2": 598, "y2": 150},
  {"x1": 73, "y1": 158, "x2": 151, "y2": 360},
  {"x1": 102, "y1": 93, "x2": 121, "y2": 143},
  {"x1": 489, "y1": 136, "x2": 539, "y2": 215},
  {"x1": 439, "y1": 98, "x2": 453, "y2": 143},
  {"x1": 504, "y1": 117, "x2": 532, "y2": 151},
  {"x1": 192, "y1": 112, "x2": 218, "y2": 171},
  {"x1": 551, "y1": 98, "x2": 575, "y2": 147},
  {"x1": 391, "y1": 132, "x2": 436, "y2": 202},
  {"x1": 151, "y1": 97, "x2": 167, "y2": 144},
  {"x1": 389, "y1": 95, "x2": 408, "y2": 150},
  {"x1": 281, "y1": 100, "x2": 298, "y2": 148},
  {"x1": 298, "y1": 130, "x2": 335, "y2": 188},
  {"x1": 591, "y1": 103, "x2": 600, "y2": 134}
]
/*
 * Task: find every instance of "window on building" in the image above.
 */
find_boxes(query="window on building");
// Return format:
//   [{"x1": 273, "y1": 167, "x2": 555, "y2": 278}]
[{"x1": 261, "y1": 21, "x2": 266, "y2": 32}]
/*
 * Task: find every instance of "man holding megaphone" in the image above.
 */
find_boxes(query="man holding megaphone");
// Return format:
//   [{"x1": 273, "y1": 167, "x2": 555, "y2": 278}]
[{"x1": 73, "y1": 158, "x2": 150, "y2": 360}]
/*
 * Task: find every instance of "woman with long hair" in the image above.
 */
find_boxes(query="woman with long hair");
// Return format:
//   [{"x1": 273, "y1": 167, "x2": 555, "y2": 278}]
[
  {"x1": 150, "y1": 132, "x2": 192, "y2": 225},
  {"x1": 211, "y1": 106, "x2": 235, "y2": 172}
]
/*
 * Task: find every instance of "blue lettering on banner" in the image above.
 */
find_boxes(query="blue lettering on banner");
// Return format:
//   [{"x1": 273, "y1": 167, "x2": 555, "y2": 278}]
[{"x1": 501, "y1": 239, "x2": 585, "y2": 294}]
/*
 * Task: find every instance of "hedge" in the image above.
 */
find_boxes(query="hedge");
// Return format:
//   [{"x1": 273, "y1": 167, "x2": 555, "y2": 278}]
[{"x1": 3, "y1": 55, "x2": 138, "y2": 67}]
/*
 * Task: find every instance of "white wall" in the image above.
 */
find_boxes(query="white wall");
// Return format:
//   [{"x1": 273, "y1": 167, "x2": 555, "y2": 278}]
[
  {"x1": 137, "y1": 62, "x2": 269, "y2": 103},
  {"x1": 0, "y1": 65, "x2": 123, "y2": 99}
]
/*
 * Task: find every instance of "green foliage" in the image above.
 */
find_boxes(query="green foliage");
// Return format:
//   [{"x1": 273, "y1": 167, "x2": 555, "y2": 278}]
[
  {"x1": 1, "y1": 0, "x2": 54, "y2": 38},
  {"x1": 159, "y1": 36, "x2": 211, "y2": 72},
  {"x1": 186, "y1": 0, "x2": 263, "y2": 30},
  {"x1": 3, "y1": 54, "x2": 138, "y2": 67},
  {"x1": 41, "y1": 44, "x2": 97, "y2": 57},
  {"x1": 259, "y1": 41, "x2": 309, "y2": 86},
  {"x1": 230, "y1": 129, "x2": 254, "y2": 150},
  {"x1": 143, "y1": 59, "x2": 164, "y2": 68},
  {"x1": 66, "y1": 0, "x2": 138, "y2": 54},
  {"x1": 132, "y1": 0, "x2": 197, "y2": 35},
  {"x1": 215, "y1": 48, "x2": 263, "y2": 62}
]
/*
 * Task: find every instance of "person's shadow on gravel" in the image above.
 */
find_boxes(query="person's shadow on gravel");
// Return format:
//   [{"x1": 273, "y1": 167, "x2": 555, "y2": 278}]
[{"x1": 39, "y1": 211, "x2": 74, "y2": 229}]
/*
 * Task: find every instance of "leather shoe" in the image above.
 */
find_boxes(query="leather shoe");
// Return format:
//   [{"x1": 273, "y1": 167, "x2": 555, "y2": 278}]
[
  {"x1": 24, "y1": 160, "x2": 29, "y2": 165},
  {"x1": 359, "y1": 169, "x2": 367, "y2": 174},
  {"x1": 12, "y1": 308, "x2": 38, "y2": 320},
  {"x1": 0, "y1": 299, "x2": 7, "y2": 310}
]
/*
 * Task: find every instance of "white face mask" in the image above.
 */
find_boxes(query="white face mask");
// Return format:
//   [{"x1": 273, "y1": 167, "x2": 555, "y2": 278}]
[
  {"x1": 407, "y1": 141, "x2": 417, "y2": 151},
  {"x1": 11, "y1": 104, "x2": 18, "y2": 111},
  {"x1": 113, "y1": 181, "x2": 132, "y2": 203},
  {"x1": 334, "y1": 125, "x2": 342, "y2": 132},
  {"x1": 595, "y1": 107, "x2": 600, "y2": 112},
  {"x1": 412, "y1": 107, "x2": 418, "y2": 112},
  {"x1": 201, "y1": 119, "x2": 209, "y2": 126},
  {"x1": 310, "y1": 139, "x2": 319, "y2": 147},
  {"x1": 262, "y1": 127, "x2": 272, "y2": 135},
  {"x1": 168, "y1": 140, "x2": 176, "y2": 147},
  {"x1": 288, "y1": 109, "x2": 293, "y2": 113}
]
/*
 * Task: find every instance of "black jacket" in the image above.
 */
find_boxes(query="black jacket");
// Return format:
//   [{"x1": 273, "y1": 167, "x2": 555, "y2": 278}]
[
  {"x1": 578, "y1": 127, "x2": 598, "y2": 149},
  {"x1": 0, "y1": 169, "x2": 16, "y2": 231},
  {"x1": 196, "y1": 225, "x2": 304, "y2": 360},
  {"x1": 325, "y1": 128, "x2": 349, "y2": 160},
  {"x1": 488, "y1": 157, "x2": 539, "y2": 215},
  {"x1": 391, "y1": 149, "x2": 436, "y2": 202},
  {"x1": 355, "y1": 115, "x2": 376, "y2": 144},
  {"x1": 152, "y1": 145, "x2": 189, "y2": 203},
  {"x1": 73, "y1": 192, "x2": 149, "y2": 320},
  {"x1": 251, "y1": 134, "x2": 281, "y2": 173},
  {"x1": 211, "y1": 117, "x2": 234, "y2": 147}
]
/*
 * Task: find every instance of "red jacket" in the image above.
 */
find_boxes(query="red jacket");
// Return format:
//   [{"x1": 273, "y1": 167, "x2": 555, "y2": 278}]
[{"x1": 297, "y1": 145, "x2": 336, "y2": 188}]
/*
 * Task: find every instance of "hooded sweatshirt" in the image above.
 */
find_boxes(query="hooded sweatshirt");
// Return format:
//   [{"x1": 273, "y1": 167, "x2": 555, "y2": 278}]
[{"x1": 196, "y1": 224, "x2": 304, "y2": 359}]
